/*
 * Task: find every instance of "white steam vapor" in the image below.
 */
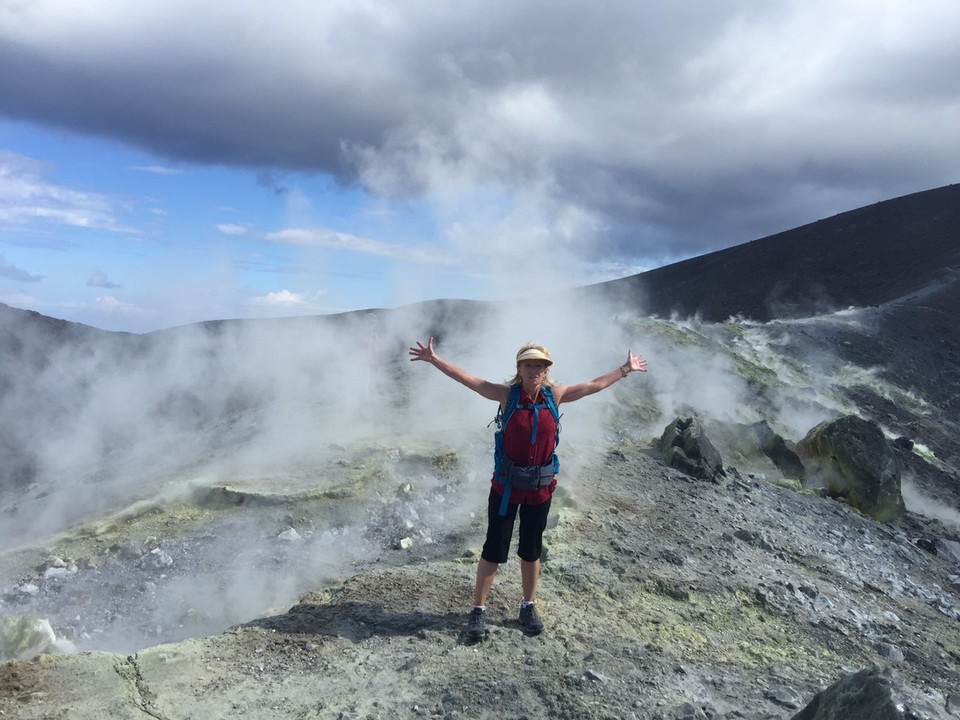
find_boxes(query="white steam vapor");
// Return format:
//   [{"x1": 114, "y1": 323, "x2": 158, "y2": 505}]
[
  {"x1": 1, "y1": 292, "x2": 952, "y2": 653},
  {"x1": 901, "y1": 476, "x2": 960, "y2": 530}
]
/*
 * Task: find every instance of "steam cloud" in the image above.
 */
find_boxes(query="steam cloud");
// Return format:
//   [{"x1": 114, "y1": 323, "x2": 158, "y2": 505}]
[{"x1": 1, "y1": 292, "x2": 949, "y2": 653}]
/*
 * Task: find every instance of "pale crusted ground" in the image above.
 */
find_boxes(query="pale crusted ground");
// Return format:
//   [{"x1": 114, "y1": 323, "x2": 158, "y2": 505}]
[{"x1": 3, "y1": 440, "x2": 959, "y2": 720}]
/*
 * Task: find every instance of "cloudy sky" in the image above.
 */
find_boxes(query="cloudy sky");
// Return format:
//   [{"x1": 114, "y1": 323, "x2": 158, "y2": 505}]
[{"x1": 1, "y1": 1, "x2": 958, "y2": 332}]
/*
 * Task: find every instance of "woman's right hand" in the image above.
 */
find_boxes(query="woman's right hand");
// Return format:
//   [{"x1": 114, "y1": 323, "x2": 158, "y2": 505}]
[{"x1": 408, "y1": 337, "x2": 436, "y2": 362}]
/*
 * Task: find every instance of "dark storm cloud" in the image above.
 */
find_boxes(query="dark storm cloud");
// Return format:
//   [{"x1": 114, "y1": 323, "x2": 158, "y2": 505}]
[
  {"x1": 2, "y1": 1, "x2": 958, "y2": 262},
  {"x1": 255, "y1": 172, "x2": 290, "y2": 197}
]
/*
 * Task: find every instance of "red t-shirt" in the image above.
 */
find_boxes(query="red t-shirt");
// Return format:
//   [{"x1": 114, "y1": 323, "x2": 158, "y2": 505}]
[{"x1": 491, "y1": 387, "x2": 558, "y2": 505}]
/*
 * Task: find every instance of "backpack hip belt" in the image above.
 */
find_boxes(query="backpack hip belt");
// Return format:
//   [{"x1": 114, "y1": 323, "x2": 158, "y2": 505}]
[{"x1": 502, "y1": 457, "x2": 556, "y2": 490}]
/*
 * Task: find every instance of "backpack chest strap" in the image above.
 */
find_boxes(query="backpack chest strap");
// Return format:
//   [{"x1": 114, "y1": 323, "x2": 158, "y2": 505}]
[{"x1": 516, "y1": 401, "x2": 551, "y2": 444}]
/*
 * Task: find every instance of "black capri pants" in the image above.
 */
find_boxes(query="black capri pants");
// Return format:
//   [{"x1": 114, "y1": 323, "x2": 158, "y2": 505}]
[{"x1": 480, "y1": 487, "x2": 552, "y2": 563}]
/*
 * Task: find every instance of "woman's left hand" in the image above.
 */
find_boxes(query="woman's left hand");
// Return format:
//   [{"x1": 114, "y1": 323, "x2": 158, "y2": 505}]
[{"x1": 625, "y1": 349, "x2": 647, "y2": 373}]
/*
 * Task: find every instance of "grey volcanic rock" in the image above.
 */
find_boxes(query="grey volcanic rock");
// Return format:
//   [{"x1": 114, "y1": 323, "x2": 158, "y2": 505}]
[
  {"x1": 751, "y1": 420, "x2": 806, "y2": 481},
  {"x1": 716, "y1": 419, "x2": 806, "y2": 482},
  {"x1": 4, "y1": 444, "x2": 959, "y2": 719},
  {"x1": 797, "y1": 415, "x2": 906, "y2": 522},
  {"x1": 790, "y1": 667, "x2": 900, "y2": 720},
  {"x1": 657, "y1": 416, "x2": 725, "y2": 481}
]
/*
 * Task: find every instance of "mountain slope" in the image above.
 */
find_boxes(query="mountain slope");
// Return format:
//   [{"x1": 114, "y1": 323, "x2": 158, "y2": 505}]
[{"x1": 587, "y1": 183, "x2": 960, "y2": 322}]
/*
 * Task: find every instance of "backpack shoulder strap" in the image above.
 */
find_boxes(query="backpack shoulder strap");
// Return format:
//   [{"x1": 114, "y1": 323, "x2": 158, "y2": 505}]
[
  {"x1": 494, "y1": 385, "x2": 523, "y2": 517},
  {"x1": 542, "y1": 386, "x2": 560, "y2": 424},
  {"x1": 499, "y1": 384, "x2": 522, "y2": 429}
]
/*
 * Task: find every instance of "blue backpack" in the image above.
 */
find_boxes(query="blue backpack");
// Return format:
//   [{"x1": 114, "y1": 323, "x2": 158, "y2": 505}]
[{"x1": 492, "y1": 385, "x2": 562, "y2": 515}]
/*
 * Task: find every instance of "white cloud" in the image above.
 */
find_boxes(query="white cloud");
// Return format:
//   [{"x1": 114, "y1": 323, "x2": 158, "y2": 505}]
[
  {"x1": 0, "y1": 151, "x2": 139, "y2": 234},
  {"x1": 249, "y1": 289, "x2": 307, "y2": 307},
  {"x1": 216, "y1": 223, "x2": 249, "y2": 236},
  {"x1": 94, "y1": 295, "x2": 148, "y2": 317},
  {"x1": 266, "y1": 227, "x2": 453, "y2": 265},
  {"x1": 130, "y1": 165, "x2": 185, "y2": 175}
]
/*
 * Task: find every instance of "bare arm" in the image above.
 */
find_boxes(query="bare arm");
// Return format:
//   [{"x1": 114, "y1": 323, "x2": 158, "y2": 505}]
[
  {"x1": 408, "y1": 337, "x2": 509, "y2": 404},
  {"x1": 554, "y1": 349, "x2": 647, "y2": 404}
]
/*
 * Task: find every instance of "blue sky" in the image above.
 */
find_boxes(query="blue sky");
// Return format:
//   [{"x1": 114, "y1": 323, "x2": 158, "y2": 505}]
[
  {"x1": 0, "y1": 121, "x2": 480, "y2": 330},
  {"x1": 2, "y1": 1, "x2": 959, "y2": 332}
]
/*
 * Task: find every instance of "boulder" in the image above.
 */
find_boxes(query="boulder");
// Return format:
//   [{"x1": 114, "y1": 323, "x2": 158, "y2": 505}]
[
  {"x1": 657, "y1": 417, "x2": 724, "y2": 481},
  {"x1": 796, "y1": 416, "x2": 905, "y2": 522},
  {"x1": 719, "y1": 419, "x2": 807, "y2": 480},
  {"x1": 750, "y1": 420, "x2": 806, "y2": 480},
  {"x1": 790, "y1": 667, "x2": 901, "y2": 720}
]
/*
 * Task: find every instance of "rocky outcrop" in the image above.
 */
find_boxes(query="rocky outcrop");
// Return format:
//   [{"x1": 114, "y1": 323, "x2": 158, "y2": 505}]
[
  {"x1": 716, "y1": 419, "x2": 807, "y2": 481},
  {"x1": 657, "y1": 416, "x2": 725, "y2": 481},
  {"x1": 750, "y1": 419, "x2": 806, "y2": 480},
  {"x1": 791, "y1": 667, "x2": 903, "y2": 720},
  {"x1": 796, "y1": 415, "x2": 906, "y2": 522}
]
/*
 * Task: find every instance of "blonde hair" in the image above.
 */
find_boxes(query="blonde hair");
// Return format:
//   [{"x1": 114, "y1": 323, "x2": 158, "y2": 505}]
[{"x1": 506, "y1": 342, "x2": 555, "y2": 387}]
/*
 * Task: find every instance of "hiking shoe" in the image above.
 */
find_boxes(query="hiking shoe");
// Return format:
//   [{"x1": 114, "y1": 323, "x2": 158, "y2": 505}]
[
  {"x1": 466, "y1": 607, "x2": 486, "y2": 639},
  {"x1": 518, "y1": 603, "x2": 544, "y2": 635}
]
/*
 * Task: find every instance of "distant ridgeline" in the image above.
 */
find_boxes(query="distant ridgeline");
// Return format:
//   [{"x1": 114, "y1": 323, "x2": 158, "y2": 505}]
[{"x1": 583, "y1": 182, "x2": 960, "y2": 323}]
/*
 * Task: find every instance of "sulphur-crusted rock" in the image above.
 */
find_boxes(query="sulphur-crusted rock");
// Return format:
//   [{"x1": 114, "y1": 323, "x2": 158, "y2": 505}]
[
  {"x1": 657, "y1": 416, "x2": 724, "y2": 481},
  {"x1": 796, "y1": 415, "x2": 905, "y2": 522}
]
